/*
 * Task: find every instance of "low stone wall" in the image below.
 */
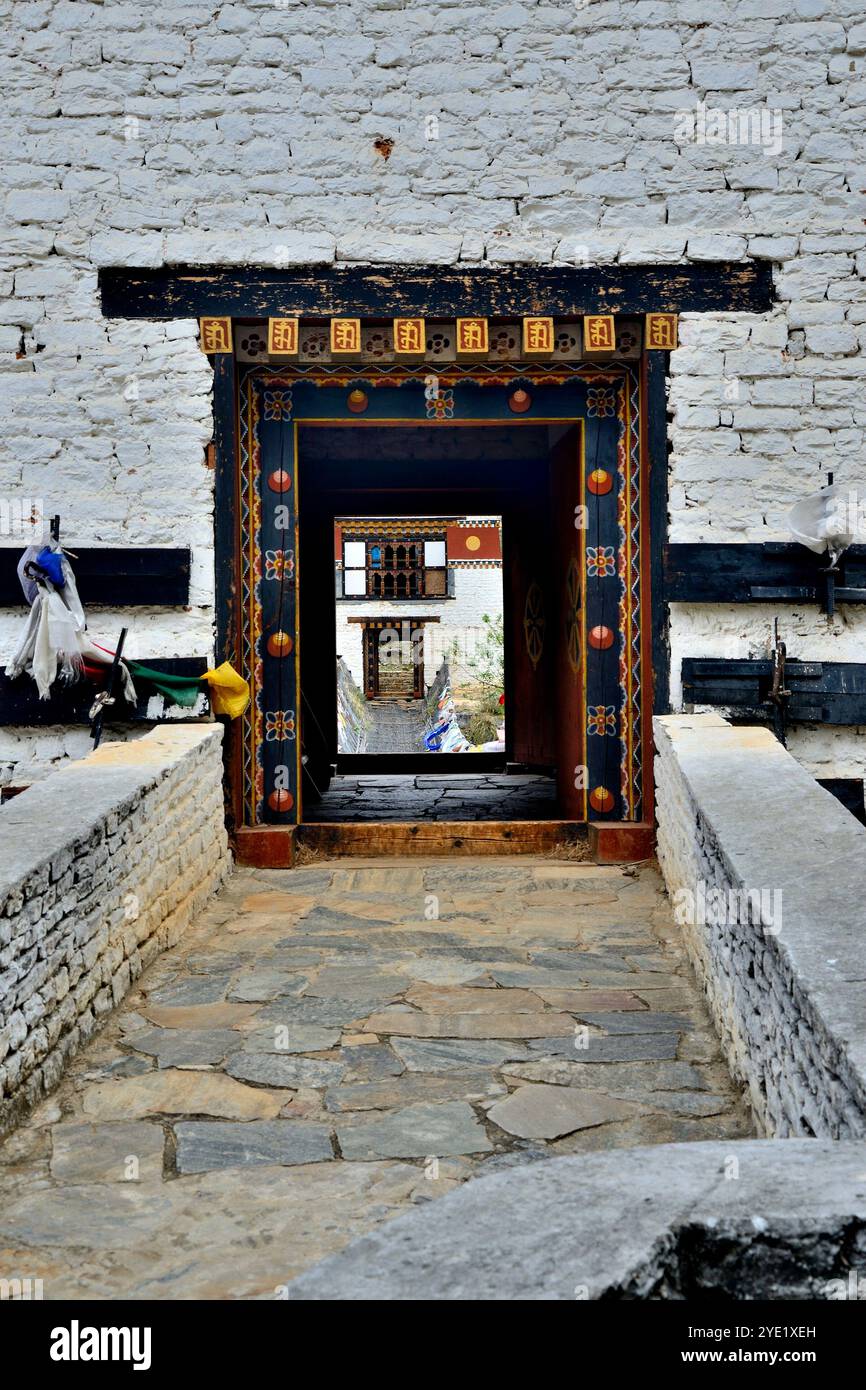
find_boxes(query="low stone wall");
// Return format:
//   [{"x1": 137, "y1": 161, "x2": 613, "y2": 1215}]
[
  {"x1": 287, "y1": 1140, "x2": 866, "y2": 1300},
  {"x1": 654, "y1": 713, "x2": 866, "y2": 1140},
  {"x1": 0, "y1": 725, "x2": 229, "y2": 1136}
]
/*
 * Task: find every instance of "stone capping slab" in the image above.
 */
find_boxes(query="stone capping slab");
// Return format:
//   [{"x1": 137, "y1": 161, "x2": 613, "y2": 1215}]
[
  {"x1": 0, "y1": 726, "x2": 221, "y2": 900},
  {"x1": 0, "y1": 725, "x2": 229, "y2": 1136},
  {"x1": 653, "y1": 714, "x2": 866, "y2": 1137},
  {"x1": 286, "y1": 1140, "x2": 866, "y2": 1300}
]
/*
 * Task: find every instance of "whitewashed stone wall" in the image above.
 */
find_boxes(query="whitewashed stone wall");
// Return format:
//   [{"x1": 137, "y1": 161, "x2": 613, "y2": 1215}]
[
  {"x1": 335, "y1": 566, "x2": 504, "y2": 689},
  {"x1": 0, "y1": 0, "x2": 864, "y2": 783},
  {"x1": 654, "y1": 713, "x2": 866, "y2": 1140},
  {"x1": 0, "y1": 724, "x2": 229, "y2": 1135}
]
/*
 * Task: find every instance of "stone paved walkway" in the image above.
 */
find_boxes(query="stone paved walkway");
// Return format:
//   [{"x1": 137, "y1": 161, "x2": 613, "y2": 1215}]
[
  {"x1": 310, "y1": 772, "x2": 559, "y2": 820},
  {"x1": 364, "y1": 698, "x2": 427, "y2": 753},
  {"x1": 0, "y1": 858, "x2": 752, "y2": 1299}
]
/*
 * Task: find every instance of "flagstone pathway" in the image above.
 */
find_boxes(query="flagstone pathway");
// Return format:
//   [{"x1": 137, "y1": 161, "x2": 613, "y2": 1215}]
[
  {"x1": 309, "y1": 772, "x2": 559, "y2": 821},
  {"x1": 364, "y1": 698, "x2": 428, "y2": 753},
  {"x1": 0, "y1": 857, "x2": 752, "y2": 1299}
]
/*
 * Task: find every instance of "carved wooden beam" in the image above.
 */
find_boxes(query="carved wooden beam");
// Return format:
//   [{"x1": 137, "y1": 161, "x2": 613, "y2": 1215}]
[{"x1": 99, "y1": 262, "x2": 773, "y2": 320}]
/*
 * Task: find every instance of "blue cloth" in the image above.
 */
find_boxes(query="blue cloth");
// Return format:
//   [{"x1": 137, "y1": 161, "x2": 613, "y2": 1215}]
[{"x1": 36, "y1": 546, "x2": 66, "y2": 587}]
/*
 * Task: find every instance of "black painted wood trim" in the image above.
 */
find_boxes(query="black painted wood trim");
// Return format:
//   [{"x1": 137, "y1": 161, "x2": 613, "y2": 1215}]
[
  {"x1": 100, "y1": 262, "x2": 774, "y2": 320},
  {"x1": 212, "y1": 354, "x2": 238, "y2": 663},
  {"x1": 645, "y1": 353, "x2": 670, "y2": 715},
  {"x1": 0, "y1": 548, "x2": 191, "y2": 607},
  {"x1": 665, "y1": 543, "x2": 866, "y2": 604},
  {"x1": 0, "y1": 658, "x2": 209, "y2": 726},
  {"x1": 682, "y1": 658, "x2": 866, "y2": 725}
]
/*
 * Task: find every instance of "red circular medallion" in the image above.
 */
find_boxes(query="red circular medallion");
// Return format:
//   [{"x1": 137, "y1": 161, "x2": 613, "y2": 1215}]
[
  {"x1": 587, "y1": 468, "x2": 613, "y2": 495},
  {"x1": 267, "y1": 789, "x2": 294, "y2": 813},
  {"x1": 267, "y1": 631, "x2": 293, "y2": 658},
  {"x1": 347, "y1": 390, "x2": 368, "y2": 414},
  {"x1": 588, "y1": 625, "x2": 615, "y2": 650},
  {"x1": 508, "y1": 389, "x2": 532, "y2": 413},
  {"x1": 589, "y1": 785, "x2": 615, "y2": 814},
  {"x1": 267, "y1": 469, "x2": 292, "y2": 493}
]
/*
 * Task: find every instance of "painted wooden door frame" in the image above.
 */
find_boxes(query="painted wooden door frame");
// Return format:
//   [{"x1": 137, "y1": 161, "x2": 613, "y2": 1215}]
[{"x1": 220, "y1": 359, "x2": 654, "y2": 830}]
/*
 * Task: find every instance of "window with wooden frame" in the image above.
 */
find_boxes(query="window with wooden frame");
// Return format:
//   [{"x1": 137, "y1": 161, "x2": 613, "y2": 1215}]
[{"x1": 341, "y1": 535, "x2": 448, "y2": 599}]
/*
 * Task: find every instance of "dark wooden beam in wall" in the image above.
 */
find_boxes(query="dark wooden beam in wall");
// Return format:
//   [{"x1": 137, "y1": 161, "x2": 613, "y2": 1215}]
[
  {"x1": 682, "y1": 659, "x2": 866, "y2": 725},
  {"x1": 665, "y1": 543, "x2": 866, "y2": 605},
  {"x1": 0, "y1": 658, "x2": 209, "y2": 725},
  {"x1": 0, "y1": 548, "x2": 191, "y2": 607},
  {"x1": 100, "y1": 262, "x2": 774, "y2": 320}
]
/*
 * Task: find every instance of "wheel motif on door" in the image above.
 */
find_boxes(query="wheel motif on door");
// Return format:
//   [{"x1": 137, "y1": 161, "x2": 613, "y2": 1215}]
[
  {"x1": 564, "y1": 556, "x2": 581, "y2": 674},
  {"x1": 524, "y1": 580, "x2": 546, "y2": 670}
]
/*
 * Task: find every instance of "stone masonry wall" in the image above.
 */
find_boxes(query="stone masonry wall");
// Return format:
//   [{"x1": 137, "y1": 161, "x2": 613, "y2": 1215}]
[
  {"x1": 654, "y1": 712, "x2": 866, "y2": 1140},
  {"x1": 0, "y1": 1, "x2": 864, "y2": 783},
  {"x1": 0, "y1": 724, "x2": 229, "y2": 1135}
]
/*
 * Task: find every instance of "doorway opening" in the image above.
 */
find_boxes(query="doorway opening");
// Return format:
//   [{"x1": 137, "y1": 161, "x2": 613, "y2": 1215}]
[
  {"x1": 335, "y1": 514, "x2": 505, "y2": 753},
  {"x1": 232, "y1": 360, "x2": 650, "y2": 838}
]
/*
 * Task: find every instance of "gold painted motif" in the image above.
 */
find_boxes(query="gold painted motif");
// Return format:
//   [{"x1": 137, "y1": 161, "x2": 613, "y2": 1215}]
[
  {"x1": 645, "y1": 313, "x2": 678, "y2": 349},
  {"x1": 456, "y1": 317, "x2": 489, "y2": 360},
  {"x1": 393, "y1": 317, "x2": 426, "y2": 359},
  {"x1": 583, "y1": 315, "x2": 616, "y2": 353},
  {"x1": 522, "y1": 317, "x2": 555, "y2": 358},
  {"x1": 330, "y1": 318, "x2": 362, "y2": 357},
  {"x1": 199, "y1": 317, "x2": 232, "y2": 353},
  {"x1": 267, "y1": 318, "x2": 299, "y2": 357}
]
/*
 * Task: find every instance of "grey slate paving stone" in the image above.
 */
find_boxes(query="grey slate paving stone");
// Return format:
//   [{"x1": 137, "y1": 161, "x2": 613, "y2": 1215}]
[
  {"x1": 488, "y1": 968, "x2": 602, "y2": 989},
  {"x1": 228, "y1": 969, "x2": 310, "y2": 1002},
  {"x1": 325, "y1": 1072, "x2": 499, "y2": 1113},
  {"x1": 185, "y1": 953, "x2": 250, "y2": 975},
  {"x1": 226, "y1": 1053, "x2": 346, "y2": 1089},
  {"x1": 615, "y1": 1090, "x2": 732, "y2": 1118},
  {"x1": 254, "y1": 997, "x2": 387, "y2": 1028},
  {"x1": 491, "y1": 966, "x2": 684, "y2": 991},
  {"x1": 50, "y1": 1122, "x2": 165, "y2": 1182},
  {"x1": 392, "y1": 1037, "x2": 532, "y2": 1073},
  {"x1": 293, "y1": 907, "x2": 396, "y2": 935},
  {"x1": 341, "y1": 1044, "x2": 404, "y2": 1082},
  {"x1": 303, "y1": 965, "x2": 411, "y2": 1003},
  {"x1": 147, "y1": 975, "x2": 233, "y2": 1007},
  {"x1": 335, "y1": 1101, "x2": 493, "y2": 1160},
  {"x1": 625, "y1": 954, "x2": 673, "y2": 972},
  {"x1": 574, "y1": 1012, "x2": 693, "y2": 1035},
  {"x1": 476, "y1": 1146, "x2": 553, "y2": 1175},
  {"x1": 124, "y1": 1028, "x2": 242, "y2": 1068},
  {"x1": 272, "y1": 939, "x2": 373, "y2": 954},
  {"x1": 422, "y1": 946, "x2": 527, "y2": 963},
  {"x1": 423, "y1": 867, "x2": 532, "y2": 891},
  {"x1": 530, "y1": 951, "x2": 634, "y2": 973},
  {"x1": 248, "y1": 869, "x2": 333, "y2": 894},
  {"x1": 174, "y1": 1120, "x2": 333, "y2": 1173},
  {"x1": 528, "y1": 1034, "x2": 680, "y2": 1062},
  {"x1": 502, "y1": 1059, "x2": 715, "y2": 1091},
  {"x1": 263, "y1": 950, "x2": 332, "y2": 968},
  {"x1": 342, "y1": 932, "x2": 470, "y2": 951},
  {"x1": 486, "y1": 1085, "x2": 636, "y2": 1140},
  {"x1": 82, "y1": 1053, "x2": 153, "y2": 1080},
  {"x1": 260, "y1": 1024, "x2": 342, "y2": 1055}
]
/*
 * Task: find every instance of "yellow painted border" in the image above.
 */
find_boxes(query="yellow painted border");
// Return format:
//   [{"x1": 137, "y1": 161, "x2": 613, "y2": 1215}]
[{"x1": 241, "y1": 361, "x2": 642, "y2": 827}]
